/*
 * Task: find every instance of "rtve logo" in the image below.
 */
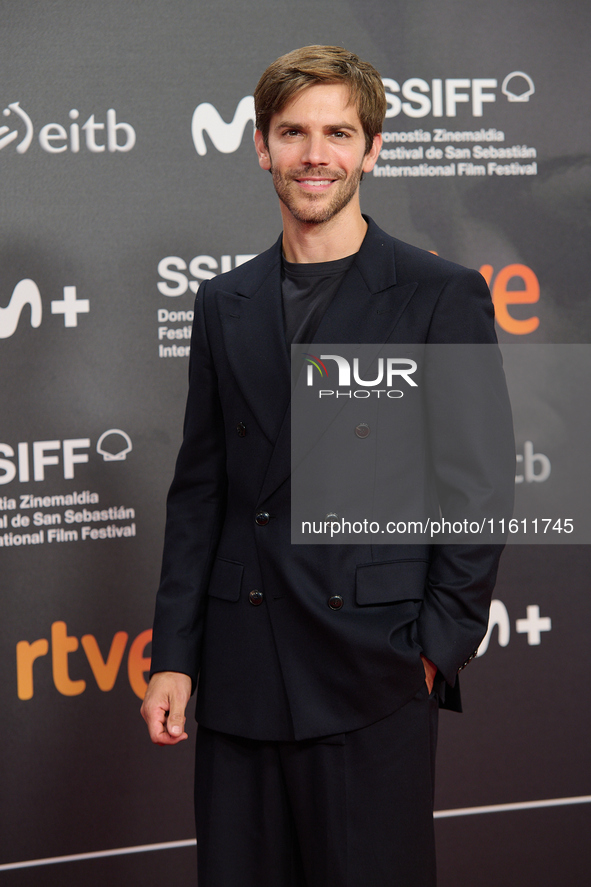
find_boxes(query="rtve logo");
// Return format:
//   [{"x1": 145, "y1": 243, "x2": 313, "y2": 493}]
[
  {"x1": 190, "y1": 72, "x2": 535, "y2": 155},
  {"x1": 16, "y1": 621, "x2": 152, "y2": 700},
  {"x1": 0, "y1": 279, "x2": 89, "y2": 339},
  {"x1": 0, "y1": 102, "x2": 135, "y2": 154}
]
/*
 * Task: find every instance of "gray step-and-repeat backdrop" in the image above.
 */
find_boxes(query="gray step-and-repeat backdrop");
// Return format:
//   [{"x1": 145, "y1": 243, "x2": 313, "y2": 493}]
[{"x1": 2, "y1": 1, "x2": 589, "y2": 884}]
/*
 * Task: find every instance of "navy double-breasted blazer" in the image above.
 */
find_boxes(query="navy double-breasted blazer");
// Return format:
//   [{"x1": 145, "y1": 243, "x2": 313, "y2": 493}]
[{"x1": 150, "y1": 217, "x2": 515, "y2": 741}]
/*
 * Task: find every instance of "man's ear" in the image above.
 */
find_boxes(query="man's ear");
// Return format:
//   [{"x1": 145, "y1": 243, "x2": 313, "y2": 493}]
[
  {"x1": 362, "y1": 132, "x2": 383, "y2": 174},
  {"x1": 254, "y1": 129, "x2": 272, "y2": 171}
]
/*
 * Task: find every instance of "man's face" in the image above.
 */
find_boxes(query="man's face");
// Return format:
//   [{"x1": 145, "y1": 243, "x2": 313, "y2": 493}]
[{"x1": 255, "y1": 83, "x2": 381, "y2": 225}]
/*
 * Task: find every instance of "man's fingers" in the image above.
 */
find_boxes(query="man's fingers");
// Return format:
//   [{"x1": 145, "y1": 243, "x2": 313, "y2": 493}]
[
  {"x1": 147, "y1": 708, "x2": 187, "y2": 745},
  {"x1": 141, "y1": 701, "x2": 175, "y2": 744},
  {"x1": 141, "y1": 672, "x2": 191, "y2": 745},
  {"x1": 420, "y1": 654, "x2": 437, "y2": 695},
  {"x1": 166, "y1": 703, "x2": 187, "y2": 737}
]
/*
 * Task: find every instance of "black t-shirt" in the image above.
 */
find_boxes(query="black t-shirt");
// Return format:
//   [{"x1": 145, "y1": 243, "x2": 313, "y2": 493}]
[{"x1": 281, "y1": 253, "x2": 356, "y2": 345}]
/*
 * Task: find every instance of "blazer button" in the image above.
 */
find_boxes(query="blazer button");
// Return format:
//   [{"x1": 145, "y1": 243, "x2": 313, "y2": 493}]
[
  {"x1": 255, "y1": 511, "x2": 270, "y2": 526},
  {"x1": 236, "y1": 422, "x2": 247, "y2": 437},
  {"x1": 249, "y1": 589, "x2": 264, "y2": 606},
  {"x1": 328, "y1": 595, "x2": 344, "y2": 610},
  {"x1": 355, "y1": 423, "x2": 370, "y2": 439}
]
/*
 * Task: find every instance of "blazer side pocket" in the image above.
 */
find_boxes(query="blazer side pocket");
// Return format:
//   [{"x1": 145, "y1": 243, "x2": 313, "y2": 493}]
[
  {"x1": 207, "y1": 557, "x2": 244, "y2": 602},
  {"x1": 355, "y1": 559, "x2": 428, "y2": 606}
]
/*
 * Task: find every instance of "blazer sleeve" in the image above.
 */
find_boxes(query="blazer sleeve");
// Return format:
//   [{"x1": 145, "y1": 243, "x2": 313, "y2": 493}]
[
  {"x1": 416, "y1": 267, "x2": 515, "y2": 691},
  {"x1": 149, "y1": 279, "x2": 227, "y2": 690}
]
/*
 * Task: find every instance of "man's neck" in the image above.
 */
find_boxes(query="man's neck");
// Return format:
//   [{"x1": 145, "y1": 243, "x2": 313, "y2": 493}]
[{"x1": 280, "y1": 206, "x2": 368, "y2": 264}]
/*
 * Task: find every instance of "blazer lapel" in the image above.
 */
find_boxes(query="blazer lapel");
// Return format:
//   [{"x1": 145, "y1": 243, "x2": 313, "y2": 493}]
[
  {"x1": 258, "y1": 217, "x2": 419, "y2": 505},
  {"x1": 313, "y1": 217, "x2": 417, "y2": 345},
  {"x1": 217, "y1": 238, "x2": 291, "y2": 446}
]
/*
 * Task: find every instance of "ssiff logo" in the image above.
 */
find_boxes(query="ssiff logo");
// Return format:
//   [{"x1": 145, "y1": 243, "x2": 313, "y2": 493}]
[
  {"x1": 0, "y1": 428, "x2": 133, "y2": 486},
  {"x1": 383, "y1": 71, "x2": 535, "y2": 118},
  {"x1": 190, "y1": 72, "x2": 535, "y2": 158}
]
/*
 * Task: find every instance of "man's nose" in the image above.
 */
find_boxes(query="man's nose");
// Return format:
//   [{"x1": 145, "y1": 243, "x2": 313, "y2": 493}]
[{"x1": 300, "y1": 133, "x2": 330, "y2": 167}]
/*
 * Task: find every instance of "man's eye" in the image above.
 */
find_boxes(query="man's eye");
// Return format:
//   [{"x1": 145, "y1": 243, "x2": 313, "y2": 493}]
[{"x1": 333, "y1": 131, "x2": 349, "y2": 138}]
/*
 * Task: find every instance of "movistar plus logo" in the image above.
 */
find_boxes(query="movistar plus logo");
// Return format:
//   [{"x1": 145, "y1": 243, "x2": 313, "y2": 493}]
[
  {"x1": 0, "y1": 280, "x2": 89, "y2": 339},
  {"x1": 0, "y1": 280, "x2": 42, "y2": 338},
  {"x1": 191, "y1": 96, "x2": 255, "y2": 156}
]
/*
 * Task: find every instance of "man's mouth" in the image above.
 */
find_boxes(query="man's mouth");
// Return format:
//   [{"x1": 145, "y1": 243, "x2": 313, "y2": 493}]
[
  {"x1": 289, "y1": 168, "x2": 344, "y2": 190},
  {"x1": 297, "y1": 178, "x2": 335, "y2": 187}
]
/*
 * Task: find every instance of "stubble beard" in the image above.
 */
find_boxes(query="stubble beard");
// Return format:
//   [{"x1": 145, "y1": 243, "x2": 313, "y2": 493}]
[{"x1": 271, "y1": 164, "x2": 364, "y2": 225}]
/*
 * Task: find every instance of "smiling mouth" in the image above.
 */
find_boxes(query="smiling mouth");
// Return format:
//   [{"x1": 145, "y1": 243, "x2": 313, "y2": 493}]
[{"x1": 296, "y1": 178, "x2": 335, "y2": 186}]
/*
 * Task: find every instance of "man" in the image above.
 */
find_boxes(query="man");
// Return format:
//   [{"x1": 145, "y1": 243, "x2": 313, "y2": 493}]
[{"x1": 142, "y1": 46, "x2": 514, "y2": 886}]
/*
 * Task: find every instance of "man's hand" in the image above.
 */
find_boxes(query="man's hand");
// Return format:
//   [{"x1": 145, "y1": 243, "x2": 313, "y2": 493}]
[
  {"x1": 420, "y1": 655, "x2": 438, "y2": 695},
  {"x1": 141, "y1": 671, "x2": 192, "y2": 746}
]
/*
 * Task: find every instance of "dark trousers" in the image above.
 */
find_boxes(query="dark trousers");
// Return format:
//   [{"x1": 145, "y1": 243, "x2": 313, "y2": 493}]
[{"x1": 194, "y1": 684, "x2": 439, "y2": 887}]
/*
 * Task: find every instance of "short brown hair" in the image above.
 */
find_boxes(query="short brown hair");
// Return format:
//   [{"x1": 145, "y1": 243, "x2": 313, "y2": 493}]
[{"x1": 254, "y1": 45, "x2": 386, "y2": 154}]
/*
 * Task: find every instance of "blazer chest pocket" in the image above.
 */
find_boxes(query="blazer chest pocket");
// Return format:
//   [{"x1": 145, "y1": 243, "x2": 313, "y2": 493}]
[
  {"x1": 355, "y1": 560, "x2": 428, "y2": 606},
  {"x1": 208, "y1": 557, "x2": 243, "y2": 602}
]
